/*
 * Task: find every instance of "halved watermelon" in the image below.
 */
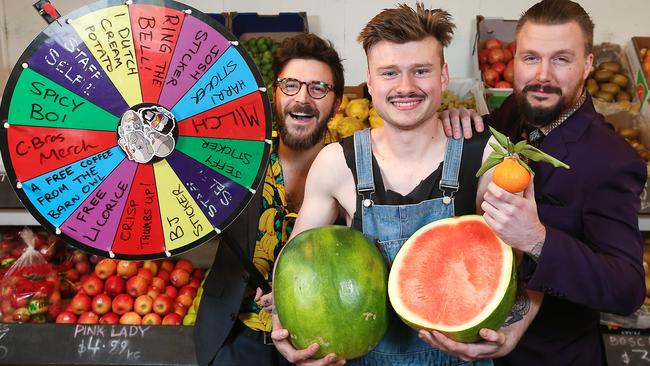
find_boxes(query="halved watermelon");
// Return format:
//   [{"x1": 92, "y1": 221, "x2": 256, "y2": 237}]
[{"x1": 388, "y1": 215, "x2": 516, "y2": 343}]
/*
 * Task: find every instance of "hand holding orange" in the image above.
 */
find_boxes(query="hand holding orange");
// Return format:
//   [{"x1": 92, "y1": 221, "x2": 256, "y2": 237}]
[{"x1": 476, "y1": 127, "x2": 570, "y2": 193}]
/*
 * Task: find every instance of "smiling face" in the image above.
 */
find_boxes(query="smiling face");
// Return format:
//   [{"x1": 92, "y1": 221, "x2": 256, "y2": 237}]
[
  {"x1": 274, "y1": 58, "x2": 340, "y2": 150},
  {"x1": 366, "y1": 37, "x2": 449, "y2": 130},
  {"x1": 513, "y1": 21, "x2": 593, "y2": 127}
]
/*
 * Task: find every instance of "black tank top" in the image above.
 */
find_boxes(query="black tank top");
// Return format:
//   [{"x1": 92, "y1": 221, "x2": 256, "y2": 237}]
[{"x1": 340, "y1": 130, "x2": 491, "y2": 231}]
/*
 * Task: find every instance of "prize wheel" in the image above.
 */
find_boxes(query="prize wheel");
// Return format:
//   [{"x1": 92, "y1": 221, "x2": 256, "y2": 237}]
[{"x1": 0, "y1": 0, "x2": 272, "y2": 259}]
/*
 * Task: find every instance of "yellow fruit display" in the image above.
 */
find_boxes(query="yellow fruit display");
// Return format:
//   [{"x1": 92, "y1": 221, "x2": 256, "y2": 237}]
[
  {"x1": 337, "y1": 117, "x2": 367, "y2": 138},
  {"x1": 345, "y1": 98, "x2": 370, "y2": 121},
  {"x1": 338, "y1": 95, "x2": 349, "y2": 114},
  {"x1": 438, "y1": 90, "x2": 476, "y2": 111}
]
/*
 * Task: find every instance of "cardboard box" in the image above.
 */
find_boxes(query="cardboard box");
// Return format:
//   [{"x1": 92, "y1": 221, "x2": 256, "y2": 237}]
[
  {"x1": 602, "y1": 111, "x2": 650, "y2": 213},
  {"x1": 230, "y1": 12, "x2": 308, "y2": 42},
  {"x1": 626, "y1": 37, "x2": 650, "y2": 119},
  {"x1": 474, "y1": 16, "x2": 516, "y2": 110}
]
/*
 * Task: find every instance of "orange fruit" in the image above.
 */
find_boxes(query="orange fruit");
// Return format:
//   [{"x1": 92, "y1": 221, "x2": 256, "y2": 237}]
[{"x1": 492, "y1": 157, "x2": 531, "y2": 193}]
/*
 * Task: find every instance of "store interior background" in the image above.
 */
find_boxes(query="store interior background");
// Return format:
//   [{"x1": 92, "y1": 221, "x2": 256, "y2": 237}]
[
  {"x1": 0, "y1": 0, "x2": 648, "y2": 89},
  {"x1": 0, "y1": 0, "x2": 647, "y2": 172}
]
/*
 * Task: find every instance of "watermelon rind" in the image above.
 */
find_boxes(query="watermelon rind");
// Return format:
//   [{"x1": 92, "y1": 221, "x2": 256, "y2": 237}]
[
  {"x1": 274, "y1": 225, "x2": 389, "y2": 359},
  {"x1": 388, "y1": 215, "x2": 517, "y2": 343}
]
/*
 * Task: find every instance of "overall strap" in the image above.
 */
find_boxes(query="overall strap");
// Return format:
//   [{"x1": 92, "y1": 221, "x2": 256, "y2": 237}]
[
  {"x1": 439, "y1": 137, "x2": 464, "y2": 203},
  {"x1": 353, "y1": 128, "x2": 375, "y2": 206}
]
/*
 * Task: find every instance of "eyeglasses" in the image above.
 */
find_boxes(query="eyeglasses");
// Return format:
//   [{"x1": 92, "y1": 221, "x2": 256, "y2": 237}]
[{"x1": 275, "y1": 78, "x2": 334, "y2": 99}]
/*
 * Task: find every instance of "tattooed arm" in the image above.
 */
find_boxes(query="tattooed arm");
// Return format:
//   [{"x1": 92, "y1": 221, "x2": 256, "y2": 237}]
[{"x1": 419, "y1": 286, "x2": 543, "y2": 361}]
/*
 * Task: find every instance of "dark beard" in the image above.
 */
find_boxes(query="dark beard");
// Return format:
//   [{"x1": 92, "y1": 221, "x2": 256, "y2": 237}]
[
  {"x1": 277, "y1": 103, "x2": 334, "y2": 151},
  {"x1": 515, "y1": 84, "x2": 565, "y2": 128}
]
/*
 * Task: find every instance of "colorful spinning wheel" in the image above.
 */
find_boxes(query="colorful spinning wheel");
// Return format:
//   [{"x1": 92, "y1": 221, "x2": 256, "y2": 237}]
[{"x1": 0, "y1": 0, "x2": 272, "y2": 259}]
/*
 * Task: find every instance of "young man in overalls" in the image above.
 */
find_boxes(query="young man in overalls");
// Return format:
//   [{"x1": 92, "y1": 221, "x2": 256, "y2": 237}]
[{"x1": 270, "y1": 3, "x2": 543, "y2": 366}]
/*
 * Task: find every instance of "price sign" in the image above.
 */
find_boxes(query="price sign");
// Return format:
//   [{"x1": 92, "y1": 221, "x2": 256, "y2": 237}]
[{"x1": 603, "y1": 329, "x2": 650, "y2": 365}]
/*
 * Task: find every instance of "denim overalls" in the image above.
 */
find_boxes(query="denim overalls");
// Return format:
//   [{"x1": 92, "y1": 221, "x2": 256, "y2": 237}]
[{"x1": 347, "y1": 128, "x2": 492, "y2": 366}]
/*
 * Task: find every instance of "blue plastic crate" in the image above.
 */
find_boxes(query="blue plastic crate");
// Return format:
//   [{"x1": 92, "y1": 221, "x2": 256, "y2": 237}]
[
  {"x1": 230, "y1": 12, "x2": 308, "y2": 39},
  {"x1": 207, "y1": 13, "x2": 229, "y2": 29}
]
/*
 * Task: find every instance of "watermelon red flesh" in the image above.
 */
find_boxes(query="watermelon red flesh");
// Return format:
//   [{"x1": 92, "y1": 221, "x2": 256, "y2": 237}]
[
  {"x1": 274, "y1": 225, "x2": 389, "y2": 359},
  {"x1": 388, "y1": 215, "x2": 516, "y2": 343}
]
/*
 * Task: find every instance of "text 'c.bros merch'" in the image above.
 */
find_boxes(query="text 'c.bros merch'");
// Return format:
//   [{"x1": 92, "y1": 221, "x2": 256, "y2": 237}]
[{"x1": 0, "y1": 0, "x2": 272, "y2": 259}]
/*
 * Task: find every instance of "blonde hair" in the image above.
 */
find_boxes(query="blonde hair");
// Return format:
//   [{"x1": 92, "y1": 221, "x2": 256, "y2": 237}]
[{"x1": 358, "y1": 2, "x2": 455, "y2": 64}]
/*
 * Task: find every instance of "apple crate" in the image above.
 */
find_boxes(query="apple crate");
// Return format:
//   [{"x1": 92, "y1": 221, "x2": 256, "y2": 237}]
[
  {"x1": 626, "y1": 37, "x2": 650, "y2": 120},
  {"x1": 474, "y1": 16, "x2": 517, "y2": 110},
  {"x1": 230, "y1": 12, "x2": 308, "y2": 43}
]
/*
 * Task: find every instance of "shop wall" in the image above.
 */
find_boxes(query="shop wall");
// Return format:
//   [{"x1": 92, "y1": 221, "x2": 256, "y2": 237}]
[{"x1": 0, "y1": 0, "x2": 648, "y2": 88}]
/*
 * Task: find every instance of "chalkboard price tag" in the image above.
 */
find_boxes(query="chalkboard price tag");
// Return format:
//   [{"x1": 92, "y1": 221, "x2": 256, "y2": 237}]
[
  {"x1": 603, "y1": 329, "x2": 650, "y2": 366},
  {"x1": 0, "y1": 323, "x2": 196, "y2": 365}
]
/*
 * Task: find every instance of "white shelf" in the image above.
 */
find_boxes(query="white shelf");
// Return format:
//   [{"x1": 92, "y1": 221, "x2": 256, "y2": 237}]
[{"x1": 0, "y1": 209, "x2": 39, "y2": 225}]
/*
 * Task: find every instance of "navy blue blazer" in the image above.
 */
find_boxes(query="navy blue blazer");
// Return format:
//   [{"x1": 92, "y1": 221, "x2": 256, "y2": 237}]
[{"x1": 488, "y1": 94, "x2": 647, "y2": 365}]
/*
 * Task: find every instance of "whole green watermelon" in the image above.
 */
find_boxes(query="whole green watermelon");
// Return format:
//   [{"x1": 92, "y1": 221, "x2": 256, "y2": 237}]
[{"x1": 273, "y1": 225, "x2": 388, "y2": 360}]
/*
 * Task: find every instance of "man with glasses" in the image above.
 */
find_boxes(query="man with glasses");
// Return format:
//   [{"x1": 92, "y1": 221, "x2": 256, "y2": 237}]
[{"x1": 193, "y1": 33, "x2": 344, "y2": 366}]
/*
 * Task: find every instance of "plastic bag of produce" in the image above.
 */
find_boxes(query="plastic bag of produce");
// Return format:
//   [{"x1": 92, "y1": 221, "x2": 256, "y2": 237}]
[{"x1": 0, "y1": 227, "x2": 60, "y2": 323}]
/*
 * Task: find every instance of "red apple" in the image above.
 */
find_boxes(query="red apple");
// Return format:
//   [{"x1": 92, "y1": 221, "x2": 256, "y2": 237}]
[
  {"x1": 112, "y1": 294, "x2": 134, "y2": 315},
  {"x1": 72, "y1": 250, "x2": 87, "y2": 263},
  {"x1": 47, "y1": 301, "x2": 62, "y2": 321},
  {"x1": 484, "y1": 37, "x2": 502, "y2": 50},
  {"x1": 64, "y1": 268, "x2": 80, "y2": 283},
  {"x1": 191, "y1": 268, "x2": 205, "y2": 280},
  {"x1": 142, "y1": 260, "x2": 158, "y2": 276},
  {"x1": 504, "y1": 62, "x2": 514, "y2": 82},
  {"x1": 178, "y1": 285, "x2": 197, "y2": 299},
  {"x1": 126, "y1": 275, "x2": 148, "y2": 298},
  {"x1": 78, "y1": 311, "x2": 99, "y2": 324},
  {"x1": 56, "y1": 311, "x2": 77, "y2": 324},
  {"x1": 175, "y1": 294, "x2": 193, "y2": 309},
  {"x1": 174, "y1": 259, "x2": 194, "y2": 273},
  {"x1": 162, "y1": 312, "x2": 182, "y2": 325},
  {"x1": 82, "y1": 275, "x2": 103, "y2": 297},
  {"x1": 160, "y1": 260, "x2": 174, "y2": 273},
  {"x1": 134, "y1": 295, "x2": 153, "y2": 316},
  {"x1": 70, "y1": 293, "x2": 92, "y2": 315},
  {"x1": 483, "y1": 69, "x2": 500, "y2": 87},
  {"x1": 173, "y1": 303, "x2": 187, "y2": 317},
  {"x1": 89, "y1": 255, "x2": 102, "y2": 265},
  {"x1": 99, "y1": 312, "x2": 120, "y2": 324},
  {"x1": 170, "y1": 269, "x2": 190, "y2": 288},
  {"x1": 95, "y1": 259, "x2": 117, "y2": 279},
  {"x1": 502, "y1": 49, "x2": 513, "y2": 63},
  {"x1": 1, "y1": 299, "x2": 13, "y2": 314},
  {"x1": 119, "y1": 311, "x2": 142, "y2": 325},
  {"x1": 142, "y1": 312, "x2": 162, "y2": 325},
  {"x1": 478, "y1": 48, "x2": 490, "y2": 64},
  {"x1": 495, "y1": 80, "x2": 513, "y2": 88},
  {"x1": 48, "y1": 289, "x2": 61, "y2": 305},
  {"x1": 157, "y1": 270, "x2": 170, "y2": 283},
  {"x1": 490, "y1": 62, "x2": 506, "y2": 75},
  {"x1": 137, "y1": 268, "x2": 153, "y2": 284},
  {"x1": 506, "y1": 41, "x2": 517, "y2": 56},
  {"x1": 117, "y1": 260, "x2": 139, "y2": 279},
  {"x1": 104, "y1": 275, "x2": 125, "y2": 297},
  {"x1": 91, "y1": 293, "x2": 112, "y2": 315},
  {"x1": 164, "y1": 285, "x2": 178, "y2": 299},
  {"x1": 153, "y1": 294, "x2": 173, "y2": 316},
  {"x1": 75, "y1": 260, "x2": 91, "y2": 275},
  {"x1": 487, "y1": 48, "x2": 505, "y2": 64},
  {"x1": 151, "y1": 277, "x2": 166, "y2": 291},
  {"x1": 146, "y1": 287, "x2": 161, "y2": 300},
  {"x1": 188, "y1": 278, "x2": 201, "y2": 289}
]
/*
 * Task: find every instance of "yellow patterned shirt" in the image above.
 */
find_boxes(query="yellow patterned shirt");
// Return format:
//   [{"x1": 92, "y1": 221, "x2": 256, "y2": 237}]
[{"x1": 239, "y1": 133, "x2": 297, "y2": 331}]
